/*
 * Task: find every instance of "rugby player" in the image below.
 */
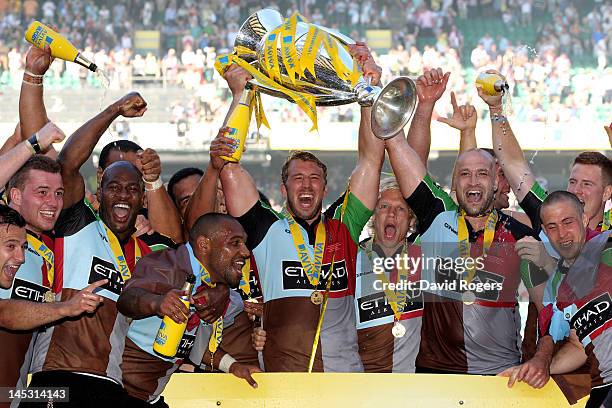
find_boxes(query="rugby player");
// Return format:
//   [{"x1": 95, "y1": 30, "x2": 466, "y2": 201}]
[
  {"x1": 23, "y1": 92, "x2": 178, "y2": 407},
  {"x1": 477, "y1": 71, "x2": 611, "y2": 235},
  {"x1": 118, "y1": 213, "x2": 260, "y2": 407},
  {"x1": 502, "y1": 191, "x2": 611, "y2": 408},
  {"x1": 0, "y1": 204, "x2": 105, "y2": 408},
  {"x1": 213, "y1": 43, "x2": 386, "y2": 372},
  {"x1": 386, "y1": 126, "x2": 548, "y2": 374}
]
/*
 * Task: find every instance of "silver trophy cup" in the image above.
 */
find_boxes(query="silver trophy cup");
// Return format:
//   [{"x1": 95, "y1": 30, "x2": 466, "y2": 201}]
[{"x1": 233, "y1": 9, "x2": 417, "y2": 139}]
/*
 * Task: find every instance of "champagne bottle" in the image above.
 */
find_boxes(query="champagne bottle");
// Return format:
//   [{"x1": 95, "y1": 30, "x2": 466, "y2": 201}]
[
  {"x1": 153, "y1": 273, "x2": 196, "y2": 358},
  {"x1": 25, "y1": 21, "x2": 98, "y2": 72},
  {"x1": 220, "y1": 90, "x2": 255, "y2": 163},
  {"x1": 476, "y1": 72, "x2": 509, "y2": 96}
]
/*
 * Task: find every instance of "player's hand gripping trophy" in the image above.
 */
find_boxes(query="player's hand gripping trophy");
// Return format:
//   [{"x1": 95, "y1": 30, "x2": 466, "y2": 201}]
[{"x1": 215, "y1": 9, "x2": 418, "y2": 162}]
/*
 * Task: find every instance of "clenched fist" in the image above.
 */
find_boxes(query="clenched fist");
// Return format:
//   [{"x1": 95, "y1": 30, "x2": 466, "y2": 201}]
[{"x1": 115, "y1": 92, "x2": 148, "y2": 118}]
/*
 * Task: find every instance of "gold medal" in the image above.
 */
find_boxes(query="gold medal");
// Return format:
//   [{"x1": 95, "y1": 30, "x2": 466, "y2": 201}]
[
  {"x1": 462, "y1": 291, "x2": 476, "y2": 305},
  {"x1": 310, "y1": 290, "x2": 324, "y2": 305},
  {"x1": 44, "y1": 290, "x2": 55, "y2": 303},
  {"x1": 392, "y1": 322, "x2": 406, "y2": 338}
]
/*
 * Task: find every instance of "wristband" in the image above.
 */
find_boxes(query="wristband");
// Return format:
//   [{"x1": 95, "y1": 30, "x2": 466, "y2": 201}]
[
  {"x1": 27, "y1": 133, "x2": 42, "y2": 154},
  {"x1": 24, "y1": 139, "x2": 37, "y2": 155},
  {"x1": 218, "y1": 353, "x2": 237, "y2": 373},
  {"x1": 22, "y1": 79, "x2": 43, "y2": 86},
  {"x1": 24, "y1": 70, "x2": 44, "y2": 78},
  {"x1": 144, "y1": 177, "x2": 163, "y2": 192}
]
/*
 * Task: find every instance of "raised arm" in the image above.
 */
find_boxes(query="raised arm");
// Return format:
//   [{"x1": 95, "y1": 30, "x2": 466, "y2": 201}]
[
  {"x1": 58, "y1": 93, "x2": 147, "y2": 208},
  {"x1": 0, "y1": 280, "x2": 106, "y2": 330},
  {"x1": 346, "y1": 42, "x2": 386, "y2": 210},
  {"x1": 138, "y1": 148, "x2": 183, "y2": 243},
  {"x1": 605, "y1": 124, "x2": 612, "y2": 148},
  {"x1": 438, "y1": 91, "x2": 478, "y2": 193},
  {"x1": 184, "y1": 147, "x2": 224, "y2": 231},
  {"x1": 20, "y1": 45, "x2": 52, "y2": 143},
  {"x1": 0, "y1": 122, "x2": 65, "y2": 187},
  {"x1": 407, "y1": 68, "x2": 450, "y2": 165},
  {"x1": 476, "y1": 71, "x2": 534, "y2": 201},
  {"x1": 384, "y1": 131, "x2": 427, "y2": 199},
  {"x1": 217, "y1": 66, "x2": 260, "y2": 217}
]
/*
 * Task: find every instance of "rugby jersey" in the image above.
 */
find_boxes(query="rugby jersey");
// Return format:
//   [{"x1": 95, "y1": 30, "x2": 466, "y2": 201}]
[
  {"x1": 0, "y1": 231, "x2": 54, "y2": 405},
  {"x1": 29, "y1": 200, "x2": 173, "y2": 384},
  {"x1": 355, "y1": 236, "x2": 423, "y2": 372},
  {"x1": 406, "y1": 175, "x2": 546, "y2": 374},
  {"x1": 121, "y1": 245, "x2": 258, "y2": 402},
  {"x1": 237, "y1": 192, "x2": 371, "y2": 372},
  {"x1": 552, "y1": 231, "x2": 612, "y2": 389}
]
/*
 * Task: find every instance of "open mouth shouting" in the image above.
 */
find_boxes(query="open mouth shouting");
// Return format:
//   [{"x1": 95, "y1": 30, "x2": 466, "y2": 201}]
[
  {"x1": 465, "y1": 189, "x2": 483, "y2": 204},
  {"x1": 112, "y1": 202, "x2": 131, "y2": 223},
  {"x1": 2, "y1": 263, "x2": 21, "y2": 283},
  {"x1": 297, "y1": 192, "x2": 315, "y2": 210}
]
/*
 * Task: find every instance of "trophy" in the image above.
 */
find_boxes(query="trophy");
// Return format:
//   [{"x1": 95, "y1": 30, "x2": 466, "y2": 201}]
[{"x1": 218, "y1": 9, "x2": 417, "y2": 145}]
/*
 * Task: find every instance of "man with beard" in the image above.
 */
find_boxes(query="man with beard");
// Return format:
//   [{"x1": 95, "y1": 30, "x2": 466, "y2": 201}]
[
  {"x1": 502, "y1": 192, "x2": 612, "y2": 408},
  {"x1": 354, "y1": 178, "x2": 424, "y2": 372},
  {"x1": 439, "y1": 91, "x2": 531, "y2": 225},
  {"x1": 118, "y1": 213, "x2": 260, "y2": 407},
  {"x1": 22, "y1": 93, "x2": 199, "y2": 408},
  {"x1": 385, "y1": 130, "x2": 548, "y2": 374},
  {"x1": 213, "y1": 44, "x2": 386, "y2": 372}
]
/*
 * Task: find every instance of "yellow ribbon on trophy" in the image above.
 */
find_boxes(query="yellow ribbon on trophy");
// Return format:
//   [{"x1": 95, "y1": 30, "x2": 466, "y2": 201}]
[
  {"x1": 300, "y1": 26, "x2": 324, "y2": 78},
  {"x1": 321, "y1": 33, "x2": 352, "y2": 82},
  {"x1": 215, "y1": 51, "x2": 318, "y2": 131},
  {"x1": 280, "y1": 12, "x2": 304, "y2": 84},
  {"x1": 263, "y1": 27, "x2": 282, "y2": 82}
]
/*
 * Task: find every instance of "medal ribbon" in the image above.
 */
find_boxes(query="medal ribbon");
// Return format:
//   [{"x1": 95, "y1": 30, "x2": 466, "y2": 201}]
[
  {"x1": 26, "y1": 234, "x2": 54, "y2": 289},
  {"x1": 102, "y1": 223, "x2": 141, "y2": 282},
  {"x1": 457, "y1": 209, "x2": 498, "y2": 283},
  {"x1": 365, "y1": 239, "x2": 409, "y2": 322},
  {"x1": 239, "y1": 257, "x2": 251, "y2": 297},
  {"x1": 602, "y1": 210, "x2": 611, "y2": 231},
  {"x1": 307, "y1": 188, "x2": 350, "y2": 373},
  {"x1": 185, "y1": 243, "x2": 224, "y2": 360},
  {"x1": 281, "y1": 207, "x2": 326, "y2": 287}
]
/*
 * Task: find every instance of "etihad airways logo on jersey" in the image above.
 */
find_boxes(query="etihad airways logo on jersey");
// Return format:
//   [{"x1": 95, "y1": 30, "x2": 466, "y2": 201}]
[
  {"x1": 176, "y1": 333, "x2": 196, "y2": 359},
  {"x1": 282, "y1": 260, "x2": 348, "y2": 291},
  {"x1": 357, "y1": 291, "x2": 423, "y2": 323},
  {"x1": 11, "y1": 278, "x2": 47, "y2": 303},
  {"x1": 89, "y1": 256, "x2": 123, "y2": 295},
  {"x1": 571, "y1": 292, "x2": 612, "y2": 341},
  {"x1": 237, "y1": 270, "x2": 263, "y2": 301}
]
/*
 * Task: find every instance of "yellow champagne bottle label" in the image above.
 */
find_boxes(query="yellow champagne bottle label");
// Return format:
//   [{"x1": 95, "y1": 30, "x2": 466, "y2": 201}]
[
  {"x1": 475, "y1": 72, "x2": 509, "y2": 96},
  {"x1": 153, "y1": 298, "x2": 189, "y2": 358},
  {"x1": 221, "y1": 90, "x2": 255, "y2": 163},
  {"x1": 25, "y1": 21, "x2": 97, "y2": 72}
]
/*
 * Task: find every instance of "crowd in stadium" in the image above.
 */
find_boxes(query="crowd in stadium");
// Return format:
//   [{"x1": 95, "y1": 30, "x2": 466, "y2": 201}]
[
  {"x1": 0, "y1": 3, "x2": 611, "y2": 408},
  {"x1": 0, "y1": 0, "x2": 611, "y2": 125}
]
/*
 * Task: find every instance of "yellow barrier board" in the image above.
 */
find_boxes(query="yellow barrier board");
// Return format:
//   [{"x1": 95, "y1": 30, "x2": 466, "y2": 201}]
[{"x1": 162, "y1": 373, "x2": 588, "y2": 407}]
